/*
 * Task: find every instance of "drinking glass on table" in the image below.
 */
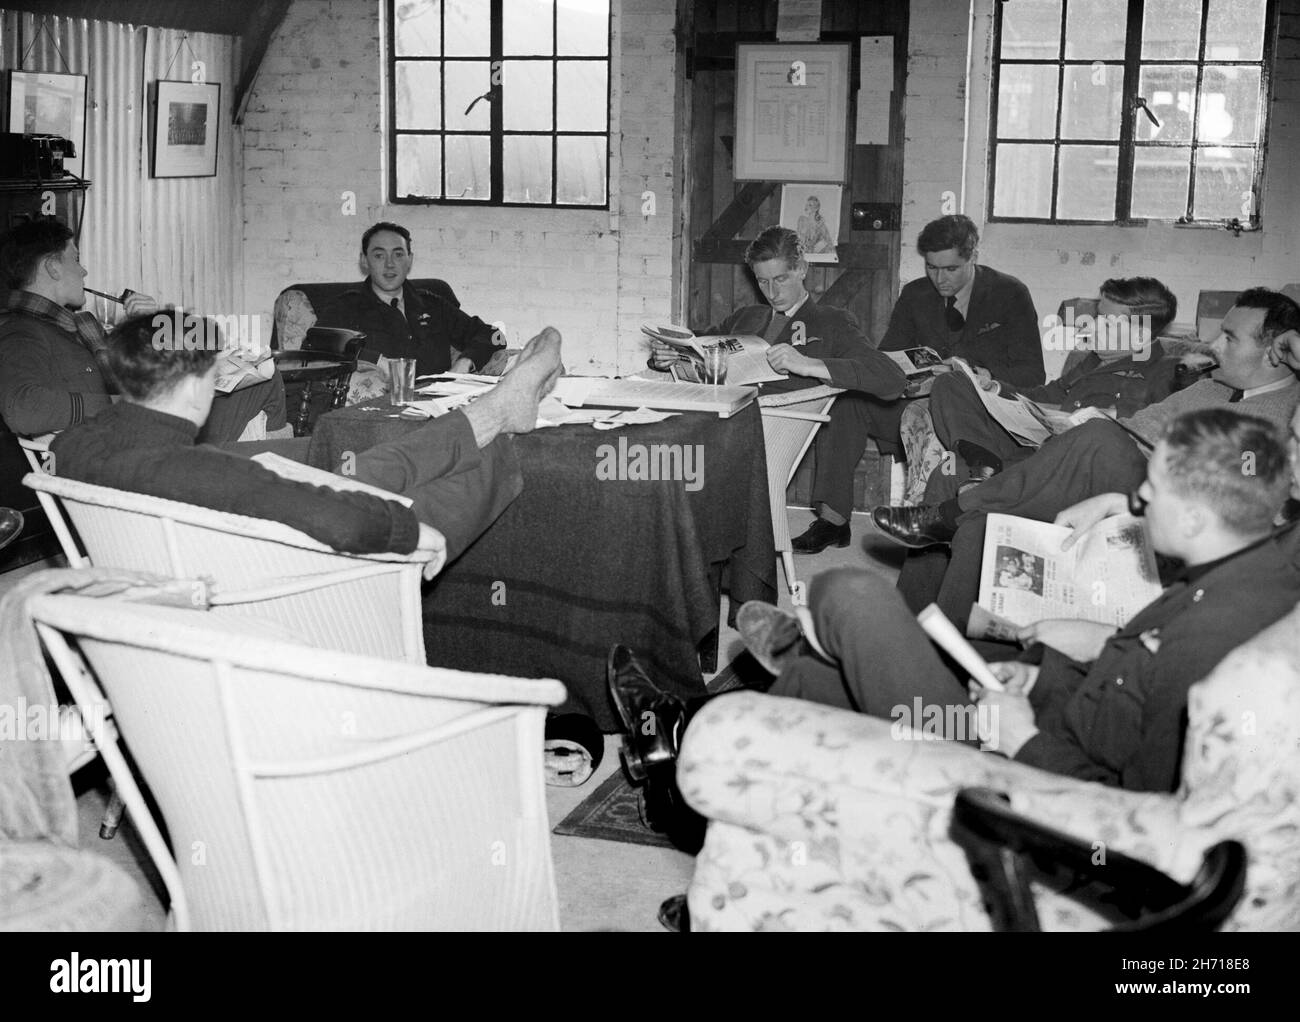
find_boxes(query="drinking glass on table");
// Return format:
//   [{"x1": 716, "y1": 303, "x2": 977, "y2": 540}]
[
  {"x1": 389, "y1": 357, "x2": 417, "y2": 404},
  {"x1": 700, "y1": 342, "x2": 728, "y2": 385}
]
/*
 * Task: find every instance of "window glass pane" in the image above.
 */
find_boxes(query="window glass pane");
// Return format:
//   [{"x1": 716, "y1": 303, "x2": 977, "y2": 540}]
[
  {"x1": 1063, "y1": 0, "x2": 1126, "y2": 60},
  {"x1": 1194, "y1": 147, "x2": 1257, "y2": 219},
  {"x1": 445, "y1": 135, "x2": 490, "y2": 200},
  {"x1": 1205, "y1": 0, "x2": 1267, "y2": 60},
  {"x1": 1001, "y1": 0, "x2": 1061, "y2": 59},
  {"x1": 993, "y1": 144, "x2": 1054, "y2": 217},
  {"x1": 396, "y1": 135, "x2": 442, "y2": 198},
  {"x1": 1131, "y1": 146, "x2": 1191, "y2": 217},
  {"x1": 503, "y1": 60, "x2": 553, "y2": 130},
  {"x1": 1137, "y1": 64, "x2": 1198, "y2": 141},
  {"x1": 1141, "y1": 0, "x2": 1202, "y2": 60},
  {"x1": 444, "y1": 0, "x2": 490, "y2": 56},
  {"x1": 1056, "y1": 145, "x2": 1118, "y2": 218},
  {"x1": 395, "y1": 0, "x2": 441, "y2": 56},
  {"x1": 396, "y1": 62, "x2": 441, "y2": 130},
  {"x1": 1061, "y1": 64, "x2": 1123, "y2": 139},
  {"x1": 503, "y1": 0, "x2": 554, "y2": 56},
  {"x1": 557, "y1": 61, "x2": 606, "y2": 131},
  {"x1": 556, "y1": 135, "x2": 606, "y2": 204},
  {"x1": 997, "y1": 65, "x2": 1059, "y2": 138},
  {"x1": 504, "y1": 134, "x2": 554, "y2": 203},
  {"x1": 557, "y1": 0, "x2": 609, "y2": 56},
  {"x1": 1198, "y1": 66, "x2": 1261, "y2": 144},
  {"x1": 443, "y1": 61, "x2": 492, "y2": 130}
]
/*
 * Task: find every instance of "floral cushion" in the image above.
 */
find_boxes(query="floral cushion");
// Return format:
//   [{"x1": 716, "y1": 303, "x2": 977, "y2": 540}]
[{"x1": 681, "y1": 605, "x2": 1300, "y2": 931}]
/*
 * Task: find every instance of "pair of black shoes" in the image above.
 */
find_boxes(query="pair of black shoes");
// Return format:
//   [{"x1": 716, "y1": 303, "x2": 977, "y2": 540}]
[{"x1": 606, "y1": 645, "x2": 705, "y2": 855}]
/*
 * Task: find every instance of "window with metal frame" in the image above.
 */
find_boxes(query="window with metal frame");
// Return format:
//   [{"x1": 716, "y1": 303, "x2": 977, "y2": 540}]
[
  {"x1": 989, "y1": 0, "x2": 1276, "y2": 226},
  {"x1": 387, "y1": 0, "x2": 611, "y2": 208}
]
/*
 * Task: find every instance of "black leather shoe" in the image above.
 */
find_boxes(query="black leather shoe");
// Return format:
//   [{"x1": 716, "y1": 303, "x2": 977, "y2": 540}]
[
  {"x1": 870, "y1": 503, "x2": 956, "y2": 548},
  {"x1": 607, "y1": 646, "x2": 705, "y2": 853},
  {"x1": 658, "y1": 893, "x2": 691, "y2": 932},
  {"x1": 607, "y1": 645, "x2": 685, "y2": 782},
  {"x1": 791, "y1": 517, "x2": 851, "y2": 554},
  {"x1": 0, "y1": 508, "x2": 23, "y2": 552}
]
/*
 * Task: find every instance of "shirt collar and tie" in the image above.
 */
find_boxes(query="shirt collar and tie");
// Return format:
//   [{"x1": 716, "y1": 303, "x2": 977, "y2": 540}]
[
  {"x1": 1228, "y1": 376, "x2": 1296, "y2": 402},
  {"x1": 372, "y1": 281, "x2": 405, "y2": 318},
  {"x1": 944, "y1": 273, "x2": 976, "y2": 333},
  {"x1": 764, "y1": 293, "x2": 811, "y2": 343}
]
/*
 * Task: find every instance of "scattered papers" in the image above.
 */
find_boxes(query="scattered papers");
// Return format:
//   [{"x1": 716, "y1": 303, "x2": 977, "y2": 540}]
[{"x1": 215, "y1": 351, "x2": 274, "y2": 393}]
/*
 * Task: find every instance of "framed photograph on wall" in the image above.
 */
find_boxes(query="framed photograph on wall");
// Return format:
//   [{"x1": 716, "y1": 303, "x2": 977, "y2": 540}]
[
  {"x1": 152, "y1": 80, "x2": 220, "y2": 178},
  {"x1": 734, "y1": 42, "x2": 850, "y2": 183},
  {"x1": 6, "y1": 70, "x2": 87, "y2": 178},
  {"x1": 780, "y1": 183, "x2": 842, "y2": 263}
]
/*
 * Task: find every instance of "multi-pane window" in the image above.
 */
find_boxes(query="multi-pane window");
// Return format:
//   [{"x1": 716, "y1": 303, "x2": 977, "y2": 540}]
[
  {"x1": 388, "y1": 0, "x2": 611, "y2": 207},
  {"x1": 990, "y1": 0, "x2": 1275, "y2": 224}
]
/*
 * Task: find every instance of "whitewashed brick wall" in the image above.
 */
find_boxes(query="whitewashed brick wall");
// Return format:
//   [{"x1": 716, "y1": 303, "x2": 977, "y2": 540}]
[{"x1": 241, "y1": 0, "x2": 678, "y2": 375}]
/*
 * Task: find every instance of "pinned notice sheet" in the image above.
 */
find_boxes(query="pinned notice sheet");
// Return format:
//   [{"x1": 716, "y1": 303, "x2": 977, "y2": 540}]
[
  {"x1": 856, "y1": 35, "x2": 894, "y2": 145},
  {"x1": 776, "y1": 0, "x2": 821, "y2": 42}
]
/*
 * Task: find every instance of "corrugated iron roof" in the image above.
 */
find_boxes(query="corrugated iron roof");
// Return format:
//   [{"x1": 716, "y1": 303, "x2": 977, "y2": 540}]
[{"x1": 0, "y1": 1, "x2": 267, "y2": 36}]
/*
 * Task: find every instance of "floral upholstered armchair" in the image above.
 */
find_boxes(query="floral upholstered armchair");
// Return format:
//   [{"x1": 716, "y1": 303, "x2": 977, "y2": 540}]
[{"x1": 678, "y1": 604, "x2": 1300, "y2": 932}]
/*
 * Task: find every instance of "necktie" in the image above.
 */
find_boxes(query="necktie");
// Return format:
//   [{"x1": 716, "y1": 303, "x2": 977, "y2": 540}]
[
  {"x1": 762, "y1": 311, "x2": 788, "y2": 343},
  {"x1": 945, "y1": 296, "x2": 965, "y2": 333},
  {"x1": 1228, "y1": 388, "x2": 1244, "y2": 402}
]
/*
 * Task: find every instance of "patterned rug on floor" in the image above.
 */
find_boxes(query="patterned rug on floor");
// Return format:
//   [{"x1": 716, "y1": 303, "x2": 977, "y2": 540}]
[{"x1": 551, "y1": 655, "x2": 765, "y2": 848}]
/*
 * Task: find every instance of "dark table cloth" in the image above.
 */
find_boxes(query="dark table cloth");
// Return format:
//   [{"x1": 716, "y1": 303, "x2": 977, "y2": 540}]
[{"x1": 307, "y1": 398, "x2": 776, "y2": 730}]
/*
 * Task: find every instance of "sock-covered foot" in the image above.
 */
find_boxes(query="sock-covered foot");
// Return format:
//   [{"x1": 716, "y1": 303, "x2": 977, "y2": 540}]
[{"x1": 491, "y1": 326, "x2": 563, "y2": 434}]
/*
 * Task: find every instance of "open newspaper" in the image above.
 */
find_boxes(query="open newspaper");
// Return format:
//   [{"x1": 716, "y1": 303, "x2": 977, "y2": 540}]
[
  {"x1": 949, "y1": 357, "x2": 1110, "y2": 446},
  {"x1": 642, "y1": 322, "x2": 785, "y2": 386},
  {"x1": 214, "y1": 350, "x2": 275, "y2": 393},
  {"x1": 884, "y1": 345, "x2": 943, "y2": 376},
  {"x1": 967, "y1": 512, "x2": 1162, "y2": 642}
]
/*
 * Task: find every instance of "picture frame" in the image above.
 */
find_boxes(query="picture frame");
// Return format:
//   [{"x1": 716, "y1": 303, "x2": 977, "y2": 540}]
[
  {"x1": 779, "y1": 183, "x2": 843, "y2": 263},
  {"x1": 6, "y1": 70, "x2": 88, "y2": 178},
  {"x1": 151, "y1": 80, "x2": 220, "y2": 178},
  {"x1": 734, "y1": 42, "x2": 850, "y2": 183}
]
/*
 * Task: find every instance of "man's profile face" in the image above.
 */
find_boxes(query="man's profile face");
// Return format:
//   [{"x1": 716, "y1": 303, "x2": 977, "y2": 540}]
[
  {"x1": 51, "y1": 239, "x2": 87, "y2": 309},
  {"x1": 362, "y1": 230, "x2": 412, "y2": 295},
  {"x1": 1136, "y1": 440, "x2": 1189, "y2": 557},
  {"x1": 923, "y1": 246, "x2": 976, "y2": 298},
  {"x1": 751, "y1": 256, "x2": 807, "y2": 313},
  {"x1": 1208, "y1": 305, "x2": 1271, "y2": 389}
]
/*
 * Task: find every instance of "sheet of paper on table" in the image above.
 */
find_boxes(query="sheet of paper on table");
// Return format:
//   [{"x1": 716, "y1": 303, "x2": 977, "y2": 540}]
[{"x1": 250, "y1": 452, "x2": 413, "y2": 507}]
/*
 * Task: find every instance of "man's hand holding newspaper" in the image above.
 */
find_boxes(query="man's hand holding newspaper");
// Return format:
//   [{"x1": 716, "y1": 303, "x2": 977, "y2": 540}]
[{"x1": 1016, "y1": 619, "x2": 1115, "y2": 661}]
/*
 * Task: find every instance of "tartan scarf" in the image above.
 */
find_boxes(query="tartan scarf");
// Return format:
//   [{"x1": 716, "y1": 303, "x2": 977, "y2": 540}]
[{"x1": 6, "y1": 289, "x2": 111, "y2": 358}]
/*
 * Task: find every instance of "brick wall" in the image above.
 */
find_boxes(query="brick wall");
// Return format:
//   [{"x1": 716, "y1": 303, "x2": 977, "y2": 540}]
[
  {"x1": 241, "y1": 0, "x2": 679, "y2": 375},
  {"x1": 904, "y1": 0, "x2": 1300, "y2": 376}
]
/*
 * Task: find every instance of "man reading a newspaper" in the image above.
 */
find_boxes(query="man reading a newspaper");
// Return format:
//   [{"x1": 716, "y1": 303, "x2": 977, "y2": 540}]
[
  {"x1": 919, "y1": 276, "x2": 1182, "y2": 501},
  {"x1": 607, "y1": 407, "x2": 1298, "y2": 857},
  {"x1": 647, "y1": 226, "x2": 907, "y2": 554}
]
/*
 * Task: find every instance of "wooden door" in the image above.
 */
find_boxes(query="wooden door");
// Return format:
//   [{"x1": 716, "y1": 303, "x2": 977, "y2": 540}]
[{"x1": 681, "y1": 0, "x2": 908, "y2": 341}]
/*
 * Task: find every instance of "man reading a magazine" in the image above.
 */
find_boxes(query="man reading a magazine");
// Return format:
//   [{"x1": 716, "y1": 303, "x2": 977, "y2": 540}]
[
  {"x1": 606, "y1": 407, "x2": 1298, "y2": 853},
  {"x1": 49, "y1": 312, "x2": 565, "y2": 561},
  {"x1": 646, "y1": 226, "x2": 907, "y2": 554}
]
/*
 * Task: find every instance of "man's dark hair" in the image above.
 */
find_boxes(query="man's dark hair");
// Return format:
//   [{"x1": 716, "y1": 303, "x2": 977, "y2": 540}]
[
  {"x1": 1232, "y1": 288, "x2": 1300, "y2": 346},
  {"x1": 361, "y1": 221, "x2": 412, "y2": 253},
  {"x1": 745, "y1": 226, "x2": 803, "y2": 268},
  {"x1": 0, "y1": 218, "x2": 74, "y2": 290},
  {"x1": 916, "y1": 214, "x2": 979, "y2": 260},
  {"x1": 1161, "y1": 408, "x2": 1289, "y2": 535},
  {"x1": 107, "y1": 312, "x2": 221, "y2": 401},
  {"x1": 1100, "y1": 276, "x2": 1178, "y2": 337}
]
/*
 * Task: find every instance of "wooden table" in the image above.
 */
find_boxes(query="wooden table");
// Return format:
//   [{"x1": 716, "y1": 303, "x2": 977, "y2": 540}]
[{"x1": 308, "y1": 399, "x2": 776, "y2": 730}]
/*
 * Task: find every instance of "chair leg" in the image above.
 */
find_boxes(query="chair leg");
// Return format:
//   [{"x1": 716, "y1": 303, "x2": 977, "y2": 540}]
[
  {"x1": 294, "y1": 382, "x2": 314, "y2": 436},
  {"x1": 781, "y1": 550, "x2": 798, "y2": 598},
  {"x1": 99, "y1": 787, "x2": 127, "y2": 840}
]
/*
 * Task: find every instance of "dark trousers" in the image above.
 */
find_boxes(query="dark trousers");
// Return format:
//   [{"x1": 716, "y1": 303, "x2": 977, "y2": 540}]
[
  {"x1": 772, "y1": 568, "x2": 979, "y2": 741},
  {"x1": 929, "y1": 372, "x2": 1037, "y2": 476},
  {"x1": 898, "y1": 419, "x2": 1150, "y2": 627},
  {"x1": 353, "y1": 410, "x2": 523, "y2": 560},
  {"x1": 810, "y1": 392, "x2": 876, "y2": 519}
]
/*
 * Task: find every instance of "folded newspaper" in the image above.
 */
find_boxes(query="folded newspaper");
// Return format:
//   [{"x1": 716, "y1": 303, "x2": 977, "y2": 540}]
[
  {"x1": 641, "y1": 322, "x2": 786, "y2": 386},
  {"x1": 967, "y1": 512, "x2": 1162, "y2": 642},
  {"x1": 949, "y1": 357, "x2": 1109, "y2": 446}
]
